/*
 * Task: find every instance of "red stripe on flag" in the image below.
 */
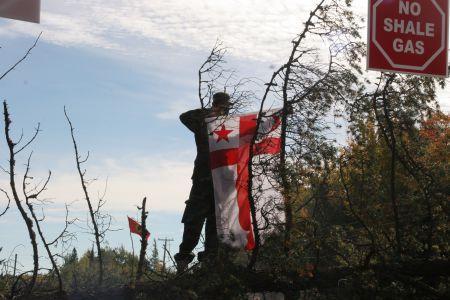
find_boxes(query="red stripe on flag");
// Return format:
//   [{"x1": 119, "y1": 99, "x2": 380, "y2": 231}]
[
  {"x1": 210, "y1": 148, "x2": 239, "y2": 169},
  {"x1": 236, "y1": 115, "x2": 258, "y2": 250},
  {"x1": 239, "y1": 114, "x2": 257, "y2": 137},
  {"x1": 235, "y1": 143, "x2": 255, "y2": 250},
  {"x1": 253, "y1": 137, "x2": 281, "y2": 155}
]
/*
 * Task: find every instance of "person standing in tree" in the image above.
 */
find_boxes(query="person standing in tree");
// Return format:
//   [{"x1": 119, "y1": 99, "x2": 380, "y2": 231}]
[{"x1": 174, "y1": 92, "x2": 231, "y2": 272}]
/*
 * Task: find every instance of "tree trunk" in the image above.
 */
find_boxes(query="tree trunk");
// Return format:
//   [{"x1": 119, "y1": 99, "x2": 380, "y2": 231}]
[{"x1": 136, "y1": 197, "x2": 148, "y2": 281}]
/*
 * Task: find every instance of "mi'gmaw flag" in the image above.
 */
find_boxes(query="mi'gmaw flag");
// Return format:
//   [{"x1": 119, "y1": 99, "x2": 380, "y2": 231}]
[
  {"x1": 0, "y1": 0, "x2": 40, "y2": 23},
  {"x1": 127, "y1": 216, "x2": 150, "y2": 240},
  {"x1": 207, "y1": 110, "x2": 285, "y2": 250}
]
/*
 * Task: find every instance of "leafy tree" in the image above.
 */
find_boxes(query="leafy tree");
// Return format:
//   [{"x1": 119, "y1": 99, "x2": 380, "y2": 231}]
[
  {"x1": 63, "y1": 248, "x2": 78, "y2": 266},
  {"x1": 149, "y1": 239, "x2": 160, "y2": 271}
]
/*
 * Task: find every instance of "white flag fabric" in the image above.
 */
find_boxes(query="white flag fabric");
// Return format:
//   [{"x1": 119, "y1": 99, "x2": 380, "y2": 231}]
[{"x1": 207, "y1": 110, "x2": 284, "y2": 250}]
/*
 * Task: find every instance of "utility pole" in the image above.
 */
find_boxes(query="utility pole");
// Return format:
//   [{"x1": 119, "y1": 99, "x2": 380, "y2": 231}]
[
  {"x1": 158, "y1": 237, "x2": 173, "y2": 273},
  {"x1": 13, "y1": 254, "x2": 17, "y2": 277}
]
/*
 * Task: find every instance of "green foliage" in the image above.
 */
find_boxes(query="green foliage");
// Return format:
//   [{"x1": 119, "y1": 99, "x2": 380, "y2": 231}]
[
  {"x1": 149, "y1": 239, "x2": 161, "y2": 271},
  {"x1": 257, "y1": 111, "x2": 449, "y2": 298},
  {"x1": 59, "y1": 246, "x2": 141, "y2": 292}
]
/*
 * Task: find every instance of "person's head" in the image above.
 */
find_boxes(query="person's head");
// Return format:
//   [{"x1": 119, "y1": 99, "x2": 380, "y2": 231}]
[{"x1": 211, "y1": 92, "x2": 231, "y2": 115}]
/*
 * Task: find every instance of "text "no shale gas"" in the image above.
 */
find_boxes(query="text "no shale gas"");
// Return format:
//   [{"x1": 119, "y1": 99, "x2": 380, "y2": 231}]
[{"x1": 383, "y1": 1, "x2": 435, "y2": 55}]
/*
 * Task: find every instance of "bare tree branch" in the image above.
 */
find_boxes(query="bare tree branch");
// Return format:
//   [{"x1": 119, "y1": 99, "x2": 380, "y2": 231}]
[
  {"x1": 0, "y1": 188, "x2": 11, "y2": 217},
  {"x1": 0, "y1": 32, "x2": 42, "y2": 81},
  {"x1": 3, "y1": 101, "x2": 39, "y2": 297},
  {"x1": 64, "y1": 106, "x2": 104, "y2": 285}
]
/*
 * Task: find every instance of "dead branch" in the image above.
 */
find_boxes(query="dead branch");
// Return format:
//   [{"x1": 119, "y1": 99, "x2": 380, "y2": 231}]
[
  {"x1": 22, "y1": 152, "x2": 71, "y2": 295},
  {"x1": 47, "y1": 204, "x2": 77, "y2": 248},
  {"x1": 197, "y1": 39, "x2": 256, "y2": 114},
  {"x1": 0, "y1": 32, "x2": 42, "y2": 81},
  {"x1": 0, "y1": 188, "x2": 11, "y2": 217},
  {"x1": 14, "y1": 123, "x2": 41, "y2": 155},
  {"x1": 22, "y1": 152, "x2": 75, "y2": 295},
  {"x1": 136, "y1": 197, "x2": 149, "y2": 282},
  {"x1": 64, "y1": 106, "x2": 104, "y2": 285},
  {"x1": 2, "y1": 101, "x2": 39, "y2": 297},
  {"x1": 198, "y1": 39, "x2": 227, "y2": 108}
]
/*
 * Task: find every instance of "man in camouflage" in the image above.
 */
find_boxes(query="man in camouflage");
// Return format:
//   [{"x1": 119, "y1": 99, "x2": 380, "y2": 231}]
[{"x1": 174, "y1": 92, "x2": 231, "y2": 272}]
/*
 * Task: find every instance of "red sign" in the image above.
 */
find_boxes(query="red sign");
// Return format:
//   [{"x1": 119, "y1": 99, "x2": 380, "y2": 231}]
[
  {"x1": 368, "y1": 0, "x2": 449, "y2": 77},
  {"x1": 0, "y1": 0, "x2": 40, "y2": 23}
]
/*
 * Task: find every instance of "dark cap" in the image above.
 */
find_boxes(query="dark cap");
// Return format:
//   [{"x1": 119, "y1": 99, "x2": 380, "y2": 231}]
[{"x1": 212, "y1": 92, "x2": 230, "y2": 105}]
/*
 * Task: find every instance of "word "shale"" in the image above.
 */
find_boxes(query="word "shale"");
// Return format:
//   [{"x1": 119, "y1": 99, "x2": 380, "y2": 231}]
[{"x1": 383, "y1": 1, "x2": 436, "y2": 55}]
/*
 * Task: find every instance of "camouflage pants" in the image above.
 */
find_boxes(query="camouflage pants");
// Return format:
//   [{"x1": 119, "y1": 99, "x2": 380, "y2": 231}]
[{"x1": 176, "y1": 178, "x2": 218, "y2": 262}]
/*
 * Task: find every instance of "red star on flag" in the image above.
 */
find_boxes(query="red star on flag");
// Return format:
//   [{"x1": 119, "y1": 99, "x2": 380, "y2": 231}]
[{"x1": 213, "y1": 125, "x2": 233, "y2": 143}]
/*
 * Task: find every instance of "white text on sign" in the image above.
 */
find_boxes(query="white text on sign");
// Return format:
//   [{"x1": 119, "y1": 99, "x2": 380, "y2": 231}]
[{"x1": 382, "y1": 1, "x2": 435, "y2": 55}]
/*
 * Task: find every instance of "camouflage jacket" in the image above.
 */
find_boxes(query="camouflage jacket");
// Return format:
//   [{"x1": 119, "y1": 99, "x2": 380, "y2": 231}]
[{"x1": 179, "y1": 108, "x2": 213, "y2": 182}]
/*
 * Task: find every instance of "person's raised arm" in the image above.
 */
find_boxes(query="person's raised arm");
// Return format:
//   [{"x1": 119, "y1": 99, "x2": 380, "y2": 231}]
[{"x1": 179, "y1": 108, "x2": 210, "y2": 132}]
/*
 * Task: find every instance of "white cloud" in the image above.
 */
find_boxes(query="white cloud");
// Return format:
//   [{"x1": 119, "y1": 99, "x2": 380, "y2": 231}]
[
  {"x1": 1, "y1": 0, "x2": 448, "y2": 111},
  {"x1": 156, "y1": 98, "x2": 195, "y2": 120},
  {"x1": 0, "y1": 11, "x2": 120, "y2": 50},
  {"x1": 1, "y1": 0, "x2": 314, "y2": 62},
  {"x1": 0, "y1": 153, "x2": 195, "y2": 214}
]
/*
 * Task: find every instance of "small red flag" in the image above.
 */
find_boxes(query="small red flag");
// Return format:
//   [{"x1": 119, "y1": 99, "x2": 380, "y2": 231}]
[{"x1": 127, "y1": 216, "x2": 150, "y2": 240}]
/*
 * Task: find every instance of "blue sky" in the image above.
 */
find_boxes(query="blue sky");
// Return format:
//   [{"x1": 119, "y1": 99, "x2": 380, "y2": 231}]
[
  {"x1": 1, "y1": 0, "x2": 449, "y2": 272},
  {"x1": 0, "y1": 0, "x2": 312, "y2": 271}
]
